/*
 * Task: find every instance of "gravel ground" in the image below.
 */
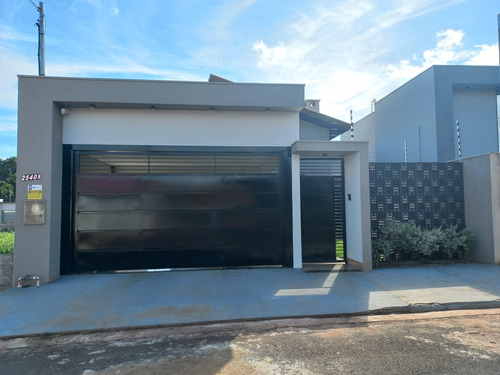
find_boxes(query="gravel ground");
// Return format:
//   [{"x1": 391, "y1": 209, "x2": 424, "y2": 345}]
[{"x1": 1, "y1": 308, "x2": 500, "y2": 374}]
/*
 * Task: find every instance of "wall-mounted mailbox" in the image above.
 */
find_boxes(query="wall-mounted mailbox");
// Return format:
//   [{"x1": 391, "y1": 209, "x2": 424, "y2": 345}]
[{"x1": 23, "y1": 200, "x2": 46, "y2": 225}]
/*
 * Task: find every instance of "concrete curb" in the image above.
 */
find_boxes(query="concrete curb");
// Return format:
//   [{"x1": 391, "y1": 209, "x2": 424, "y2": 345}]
[{"x1": 2, "y1": 300, "x2": 500, "y2": 341}]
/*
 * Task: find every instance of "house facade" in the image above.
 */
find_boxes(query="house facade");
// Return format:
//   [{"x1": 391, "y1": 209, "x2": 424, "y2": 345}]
[{"x1": 14, "y1": 76, "x2": 372, "y2": 285}]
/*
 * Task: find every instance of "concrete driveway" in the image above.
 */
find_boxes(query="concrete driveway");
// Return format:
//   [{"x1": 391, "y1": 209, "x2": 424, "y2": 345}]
[{"x1": 0, "y1": 264, "x2": 499, "y2": 338}]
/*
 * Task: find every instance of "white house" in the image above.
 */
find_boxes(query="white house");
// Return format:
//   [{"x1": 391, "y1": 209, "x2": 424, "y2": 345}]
[{"x1": 14, "y1": 75, "x2": 372, "y2": 284}]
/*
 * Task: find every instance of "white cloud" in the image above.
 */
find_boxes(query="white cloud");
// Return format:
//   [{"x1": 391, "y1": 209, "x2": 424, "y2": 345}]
[
  {"x1": 378, "y1": 0, "x2": 467, "y2": 29},
  {"x1": 252, "y1": 40, "x2": 285, "y2": 67},
  {"x1": 48, "y1": 57, "x2": 205, "y2": 82},
  {"x1": 436, "y1": 29, "x2": 463, "y2": 49},
  {"x1": 83, "y1": 0, "x2": 119, "y2": 16},
  {"x1": 420, "y1": 29, "x2": 472, "y2": 65},
  {"x1": 0, "y1": 113, "x2": 17, "y2": 158},
  {"x1": 223, "y1": 0, "x2": 256, "y2": 18},
  {"x1": 251, "y1": 16, "x2": 498, "y2": 122},
  {"x1": 466, "y1": 44, "x2": 499, "y2": 66},
  {"x1": 387, "y1": 29, "x2": 498, "y2": 84},
  {"x1": 0, "y1": 144, "x2": 17, "y2": 160},
  {"x1": 252, "y1": 40, "x2": 314, "y2": 72},
  {"x1": 109, "y1": 0, "x2": 119, "y2": 15},
  {"x1": 248, "y1": 1, "x2": 406, "y2": 119},
  {"x1": 0, "y1": 25, "x2": 36, "y2": 43},
  {"x1": 0, "y1": 114, "x2": 17, "y2": 133},
  {"x1": 387, "y1": 59, "x2": 426, "y2": 81},
  {"x1": 0, "y1": 47, "x2": 37, "y2": 110},
  {"x1": 205, "y1": 0, "x2": 256, "y2": 41}
]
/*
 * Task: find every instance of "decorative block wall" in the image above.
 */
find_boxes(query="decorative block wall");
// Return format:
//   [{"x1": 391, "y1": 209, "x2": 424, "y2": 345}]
[{"x1": 369, "y1": 162, "x2": 465, "y2": 237}]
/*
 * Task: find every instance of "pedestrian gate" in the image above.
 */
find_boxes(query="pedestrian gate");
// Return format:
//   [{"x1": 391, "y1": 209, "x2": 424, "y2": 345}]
[{"x1": 300, "y1": 159, "x2": 346, "y2": 263}]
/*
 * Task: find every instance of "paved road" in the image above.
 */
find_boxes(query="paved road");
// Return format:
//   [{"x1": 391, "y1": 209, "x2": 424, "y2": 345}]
[{"x1": 1, "y1": 308, "x2": 500, "y2": 375}]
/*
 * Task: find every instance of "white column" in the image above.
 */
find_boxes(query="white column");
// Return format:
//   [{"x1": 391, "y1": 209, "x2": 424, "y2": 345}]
[
  {"x1": 291, "y1": 153, "x2": 302, "y2": 268},
  {"x1": 344, "y1": 149, "x2": 372, "y2": 270}
]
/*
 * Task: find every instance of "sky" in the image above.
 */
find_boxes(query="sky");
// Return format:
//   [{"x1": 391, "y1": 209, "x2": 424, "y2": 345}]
[{"x1": 0, "y1": 0, "x2": 499, "y2": 159}]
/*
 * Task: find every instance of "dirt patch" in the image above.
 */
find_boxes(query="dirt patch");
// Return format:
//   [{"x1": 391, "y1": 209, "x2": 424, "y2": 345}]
[{"x1": 2, "y1": 309, "x2": 500, "y2": 375}]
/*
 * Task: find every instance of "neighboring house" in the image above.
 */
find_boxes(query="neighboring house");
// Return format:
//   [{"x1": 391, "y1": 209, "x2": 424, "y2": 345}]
[
  {"x1": 342, "y1": 65, "x2": 500, "y2": 162},
  {"x1": 0, "y1": 201, "x2": 15, "y2": 224},
  {"x1": 341, "y1": 64, "x2": 500, "y2": 265},
  {"x1": 15, "y1": 75, "x2": 372, "y2": 285}
]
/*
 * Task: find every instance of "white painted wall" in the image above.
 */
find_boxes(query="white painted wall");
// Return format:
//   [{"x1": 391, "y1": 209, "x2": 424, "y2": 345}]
[
  {"x1": 492, "y1": 154, "x2": 500, "y2": 264},
  {"x1": 344, "y1": 152, "x2": 363, "y2": 265},
  {"x1": 373, "y1": 68, "x2": 437, "y2": 162},
  {"x1": 462, "y1": 153, "x2": 500, "y2": 264},
  {"x1": 342, "y1": 113, "x2": 376, "y2": 161},
  {"x1": 63, "y1": 109, "x2": 299, "y2": 147},
  {"x1": 344, "y1": 148, "x2": 371, "y2": 270},
  {"x1": 341, "y1": 69, "x2": 437, "y2": 162},
  {"x1": 453, "y1": 88, "x2": 499, "y2": 159},
  {"x1": 299, "y1": 119, "x2": 330, "y2": 141}
]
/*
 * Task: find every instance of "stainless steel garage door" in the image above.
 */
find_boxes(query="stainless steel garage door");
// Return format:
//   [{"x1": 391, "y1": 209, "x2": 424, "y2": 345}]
[{"x1": 71, "y1": 150, "x2": 286, "y2": 272}]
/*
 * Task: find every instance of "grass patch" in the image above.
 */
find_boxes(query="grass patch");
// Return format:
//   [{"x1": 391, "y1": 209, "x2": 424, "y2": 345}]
[
  {"x1": 0, "y1": 231, "x2": 14, "y2": 254},
  {"x1": 336, "y1": 240, "x2": 345, "y2": 259}
]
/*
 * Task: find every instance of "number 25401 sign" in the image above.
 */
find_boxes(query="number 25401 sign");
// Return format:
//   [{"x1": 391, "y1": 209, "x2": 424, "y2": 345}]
[{"x1": 21, "y1": 173, "x2": 42, "y2": 181}]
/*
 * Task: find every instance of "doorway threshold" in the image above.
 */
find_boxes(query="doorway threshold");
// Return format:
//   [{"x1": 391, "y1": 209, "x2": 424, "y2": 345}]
[{"x1": 302, "y1": 262, "x2": 360, "y2": 272}]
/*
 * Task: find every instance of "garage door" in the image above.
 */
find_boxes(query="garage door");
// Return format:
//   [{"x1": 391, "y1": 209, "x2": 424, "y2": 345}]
[{"x1": 71, "y1": 150, "x2": 286, "y2": 272}]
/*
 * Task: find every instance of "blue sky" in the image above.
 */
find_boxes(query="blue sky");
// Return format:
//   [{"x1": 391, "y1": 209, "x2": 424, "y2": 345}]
[{"x1": 0, "y1": 0, "x2": 499, "y2": 158}]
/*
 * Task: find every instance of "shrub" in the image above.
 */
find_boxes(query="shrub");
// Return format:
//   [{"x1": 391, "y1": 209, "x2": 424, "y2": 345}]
[
  {"x1": 416, "y1": 229, "x2": 435, "y2": 262},
  {"x1": 372, "y1": 218, "x2": 474, "y2": 266},
  {"x1": 457, "y1": 227, "x2": 475, "y2": 261},
  {"x1": 0, "y1": 224, "x2": 15, "y2": 232},
  {"x1": 373, "y1": 218, "x2": 417, "y2": 264},
  {"x1": 393, "y1": 222, "x2": 426, "y2": 262},
  {"x1": 0, "y1": 231, "x2": 14, "y2": 254},
  {"x1": 440, "y1": 225, "x2": 462, "y2": 260},
  {"x1": 426, "y1": 227, "x2": 445, "y2": 256},
  {"x1": 374, "y1": 218, "x2": 397, "y2": 261}
]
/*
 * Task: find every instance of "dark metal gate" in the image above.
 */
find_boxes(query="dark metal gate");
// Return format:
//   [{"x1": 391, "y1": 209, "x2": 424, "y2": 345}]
[
  {"x1": 69, "y1": 150, "x2": 287, "y2": 272},
  {"x1": 300, "y1": 159, "x2": 345, "y2": 263}
]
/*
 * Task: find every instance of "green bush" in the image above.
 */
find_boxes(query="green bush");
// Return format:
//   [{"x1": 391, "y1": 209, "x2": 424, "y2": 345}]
[
  {"x1": 372, "y1": 218, "x2": 398, "y2": 264},
  {"x1": 457, "y1": 227, "x2": 475, "y2": 261},
  {"x1": 372, "y1": 218, "x2": 474, "y2": 266},
  {"x1": 0, "y1": 224, "x2": 15, "y2": 232},
  {"x1": 0, "y1": 231, "x2": 14, "y2": 254}
]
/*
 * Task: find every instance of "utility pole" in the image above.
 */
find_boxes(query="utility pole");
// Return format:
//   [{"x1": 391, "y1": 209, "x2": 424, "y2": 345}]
[{"x1": 29, "y1": 1, "x2": 45, "y2": 76}]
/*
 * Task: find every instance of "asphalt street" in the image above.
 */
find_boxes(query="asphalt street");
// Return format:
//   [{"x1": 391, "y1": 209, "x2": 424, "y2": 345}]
[{"x1": 1, "y1": 308, "x2": 499, "y2": 375}]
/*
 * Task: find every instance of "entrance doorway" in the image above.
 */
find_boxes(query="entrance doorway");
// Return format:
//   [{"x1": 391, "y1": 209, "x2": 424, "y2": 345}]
[{"x1": 300, "y1": 158, "x2": 346, "y2": 263}]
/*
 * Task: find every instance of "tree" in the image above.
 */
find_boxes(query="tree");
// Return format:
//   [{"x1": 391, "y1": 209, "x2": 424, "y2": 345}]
[{"x1": 0, "y1": 157, "x2": 16, "y2": 202}]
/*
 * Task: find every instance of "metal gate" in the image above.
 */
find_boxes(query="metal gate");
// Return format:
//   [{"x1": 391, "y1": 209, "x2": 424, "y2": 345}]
[
  {"x1": 69, "y1": 150, "x2": 287, "y2": 272},
  {"x1": 300, "y1": 159, "x2": 345, "y2": 263}
]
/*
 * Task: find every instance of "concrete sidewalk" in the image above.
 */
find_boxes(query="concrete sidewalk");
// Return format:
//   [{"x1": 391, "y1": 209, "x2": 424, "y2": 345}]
[{"x1": 0, "y1": 264, "x2": 499, "y2": 338}]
